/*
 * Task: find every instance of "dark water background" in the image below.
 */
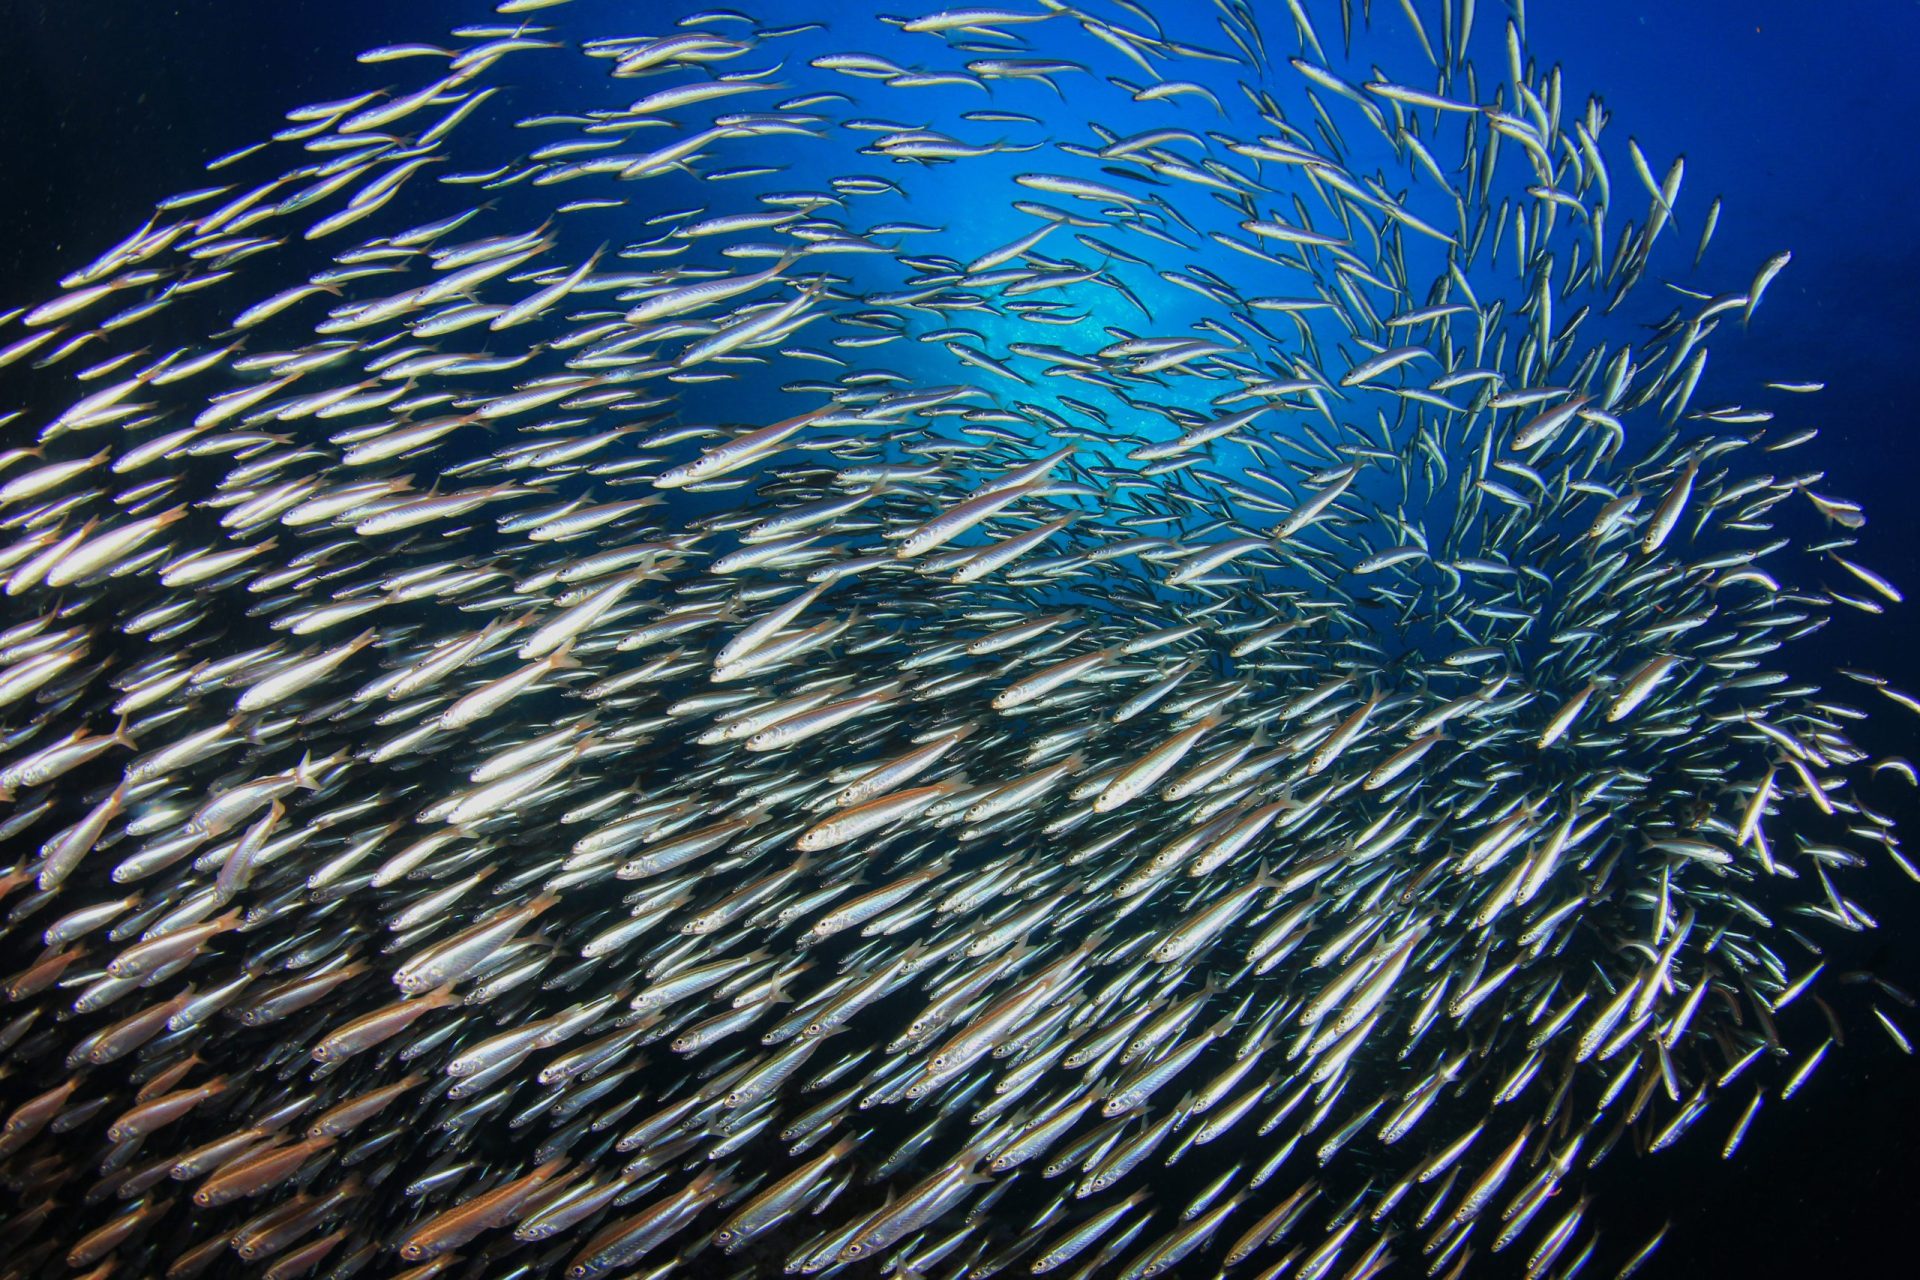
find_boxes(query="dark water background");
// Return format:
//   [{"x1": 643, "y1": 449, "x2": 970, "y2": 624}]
[{"x1": 2, "y1": 0, "x2": 1917, "y2": 1274}]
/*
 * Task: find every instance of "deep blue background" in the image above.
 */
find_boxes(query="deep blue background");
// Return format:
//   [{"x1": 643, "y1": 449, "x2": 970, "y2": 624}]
[{"x1": 2, "y1": 1, "x2": 1917, "y2": 1274}]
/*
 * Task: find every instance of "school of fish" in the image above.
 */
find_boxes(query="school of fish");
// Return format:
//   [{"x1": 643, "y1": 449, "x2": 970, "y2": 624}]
[{"x1": 0, "y1": 0, "x2": 1912, "y2": 1277}]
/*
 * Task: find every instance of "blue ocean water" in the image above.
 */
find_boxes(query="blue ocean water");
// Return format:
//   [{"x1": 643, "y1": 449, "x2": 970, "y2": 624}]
[{"x1": 1, "y1": 0, "x2": 1917, "y2": 1275}]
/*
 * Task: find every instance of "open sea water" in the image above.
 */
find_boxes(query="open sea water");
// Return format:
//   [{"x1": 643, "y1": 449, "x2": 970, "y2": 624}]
[{"x1": 1, "y1": 2, "x2": 1917, "y2": 1277}]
